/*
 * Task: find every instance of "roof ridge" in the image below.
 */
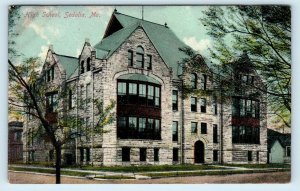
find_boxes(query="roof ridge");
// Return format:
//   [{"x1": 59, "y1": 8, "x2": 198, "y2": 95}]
[
  {"x1": 54, "y1": 53, "x2": 78, "y2": 59},
  {"x1": 115, "y1": 12, "x2": 169, "y2": 28}
]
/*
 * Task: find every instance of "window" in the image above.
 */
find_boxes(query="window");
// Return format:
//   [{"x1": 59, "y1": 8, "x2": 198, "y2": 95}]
[
  {"x1": 80, "y1": 85, "x2": 84, "y2": 106},
  {"x1": 122, "y1": 147, "x2": 130, "y2": 162},
  {"x1": 68, "y1": 90, "x2": 73, "y2": 109},
  {"x1": 128, "y1": 117, "x2": 137, "y2": 130},
  {"x1": 117, "y1": 82, "x2": 127, "y2": 104},
  {"x1": 172, "y1": 121, "x2": 178, "y2": 142},
  {"x1": 140, "y1": 148, "x2": 147, "y2": 161},
  {"x1": 145, "y1": 55, "x2": 152, "y2": 70},
  {"x1": 51, "y1": 67, "x2": 54, "y2": 81},
  {"x1": 213, "y1": 150, "x2": 218, "y2": 162},
  {"x1": 232, "y1": 97, "x2": 260, "y2": 118},
  {"x1": 128, "y1": 83, "x2": 138, "y2": 104},
  {"x1": 200, "y1": 74, "x2": 207, "y2": 90},
  {"x1": 46, "y1": 93, "x2": 58, "y2": 113},
  {"x1": 213, "y1": 124, "x2": 218, "y2": 143},
  {"x1": 232, "y1": 126, "x2": 260, "y2": 144},
  {"x1": 15, "y1": 131, "x2": 22, "y2": 141},
  {"x1": 191, "y1": 122, "x2": 197, "y2": 133},
  {"x1": 80, "y1": 60, "x2": 85, "y2": 74},
  {"x1": 87, "y1": 58, "x2": 91, "y2": 71},
  {"x1": 155, "y1": 87, "x2": 160, "y2": 107},
  {"x1": 86, "y1": 148, "x2": 90, "y2": 162},
  {"x1": 191, "y1": 73, "x2": 197, "y2": 89},
  {"x1": 86, "y1": 83, "x2": 91, "y2": 105},
  {"x1": 286, "y1": 146, "x2": 291, "y2": 157},
  {"x1": 248, "y1": 151, "x2": 252, "y2": 161},
  {"x1": 172, "y1": 90, "x2": 178, "y2": 111},
  {"x1": 80, "y1": 148, "x2": 84, "y2": 162},
  {"x1": 256, "y1": 151, "x2": 259, "y2": 162},
  {"x1": 191, "y1": 97, "x2": 197, "y2": 112},
  {"x1": 139, "y1": 118, "x2": 147, "y2": 132},
  {"x1": 213, "y1": 96, "x2": 217, "y2": 115},
  {"x1": 154, "y1": 148, "x2": 159, "y2": 162},
  {"x1": 200, "y1": 98, "x2": 206, "y2": 113},
  {"x1": 117, "y1": 117, "x2": 161, "y2": 140},
  {"x1": 128, "y1": 50, "x2": 133, "y2": 66},
  {"x1": 148, "y1": 85, "x2": 154, "y2": 106},
  {"x1": 136, "y1": 46, "x2": 144, "y2": 68},
  {"x1": 201, "y1": 123, "x2": 207, "y2": 134},
  {"x1": 173, "y1": 148, "x2": 179, "y2": 162}
]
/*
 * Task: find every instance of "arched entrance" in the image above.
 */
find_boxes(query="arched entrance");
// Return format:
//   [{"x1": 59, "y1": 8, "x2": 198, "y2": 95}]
[{"x1": 194, "y1": 140, "x2": 205, "y2": 163}]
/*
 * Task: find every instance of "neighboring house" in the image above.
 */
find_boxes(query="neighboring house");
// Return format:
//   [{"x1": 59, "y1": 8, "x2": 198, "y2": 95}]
[
  {"x1": 8, "y1": 121, "x2": 23, "y2": 163},
  {"x1": 23, "y1": 10, "x2": 268, "y2": 166},
  {"x1": 268, "y1": 129, "x2": 291, "y2": 164}
]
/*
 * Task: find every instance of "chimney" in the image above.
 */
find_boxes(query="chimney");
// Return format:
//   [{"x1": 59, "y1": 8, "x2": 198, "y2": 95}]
[
  {"x1": 85, "y1": 38, "x2": 90, "y2": 43},
  {"x1": 49, "y1": 44, "x2": 54, "y2": 51}
]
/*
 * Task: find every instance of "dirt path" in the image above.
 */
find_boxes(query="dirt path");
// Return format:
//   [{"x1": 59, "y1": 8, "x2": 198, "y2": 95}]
[{"x1": 8, "y1": 171, "x2": 290, "y2": 184}]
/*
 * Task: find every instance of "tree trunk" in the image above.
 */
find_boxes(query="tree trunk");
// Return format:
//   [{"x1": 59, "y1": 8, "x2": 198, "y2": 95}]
[{"x1": 55, "y1": 145, "x2": 62, "y2": 184}]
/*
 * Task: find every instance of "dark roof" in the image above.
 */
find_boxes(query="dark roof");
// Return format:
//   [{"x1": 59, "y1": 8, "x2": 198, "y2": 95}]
[
  {"x1": 267, "y1": 129, "x2": 291, "y2": 149},
  {"x1": 94, "y1": 12, "x2": 191, "y2": 79},
  {"x1": 55, "y1": 54, "x2": 78, "y2": 79}
]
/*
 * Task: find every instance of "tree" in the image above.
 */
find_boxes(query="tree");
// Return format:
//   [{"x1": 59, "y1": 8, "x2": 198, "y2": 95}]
[
  {"x1": 200, "y1": 5, "x2": 291, "y2": 128},
  {"x1": 8, "y1": 57, "x2": 116, "y2": 184}
]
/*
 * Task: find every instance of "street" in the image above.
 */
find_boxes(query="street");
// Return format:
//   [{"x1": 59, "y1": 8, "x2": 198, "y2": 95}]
[{"x1": 8, "y1": 171, "x2": 290, "y2": 184}]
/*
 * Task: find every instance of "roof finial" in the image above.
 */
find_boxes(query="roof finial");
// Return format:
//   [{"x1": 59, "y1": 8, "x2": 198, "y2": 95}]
[
  {"x1": 49, "y1": 44, "x2": 54, "y2": 51},
  {"x1": 142, "y1": 6, "x2": 144, "y2": 20},
  {"x1": 114, "y1": 7, "x2": 117, "y2": 13},
  {"x1": 164, "y1": 22, "x2": 168, "y2": 28}
]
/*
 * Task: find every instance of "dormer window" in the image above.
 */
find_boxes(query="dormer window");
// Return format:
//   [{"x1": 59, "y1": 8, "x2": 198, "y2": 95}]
[
  {"x1": 87, "y1": 57, "x2": 91, "y2": 71},
  {"x1": 46, "y1": 67, "x2": 54, "y2": 82},
  {"x1": 80, "y1": 60, "x2": 84, "y2": 74},
  {"x1": 136, "y1": 46, "x2": 144, "y2": 68}
]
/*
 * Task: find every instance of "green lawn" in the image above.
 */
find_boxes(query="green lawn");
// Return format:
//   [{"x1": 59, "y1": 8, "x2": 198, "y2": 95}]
[{"x1": 221, "y1": 164, "x2": 291, "y2": 169}]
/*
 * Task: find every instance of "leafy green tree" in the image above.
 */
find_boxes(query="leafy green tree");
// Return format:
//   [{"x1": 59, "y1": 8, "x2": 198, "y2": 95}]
[{"x1": 200, "y1": 5, "x2": 291, "y2": 128}]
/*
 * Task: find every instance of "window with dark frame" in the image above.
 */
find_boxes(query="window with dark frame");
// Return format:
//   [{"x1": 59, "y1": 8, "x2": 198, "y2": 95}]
[
  {"x1": 80, "y1": 148, "x2": 84, "y2": 162},
  {"x1": 200, "y1": 74, "x2": 207, "y2": 90},
  {"x1": 46, "y1": 92, "x2": 58, "y2": 113},
  {"x1": 122, "y1": 147, "x2": 130, "y2": 162},
  {"x1": 191, "y1": 97, "x2": 197, "y2": 112},
  {"x1": 86, "y1": 148, "x2": 90, "y2": 162},
  {"x1": 213, "y1": 96, "x2": 217, "y2": 115},
  {"x1": 172, "y1": 90, "x2": 178, "y2": 111},
  {"x1": 232, "y1": 97, "x2": 260, "y2": 119},
  {"x1": 68, "y1": 90, "x2": 73, "y2": 109},
  {"x1": 140, "y1": 148, "x2": 147, "y2": 161},
  {"x1": 256, "y1": 151, "x2": 259, "y2": 162},
  {"x1": 80, "y1": 60, "x2": 84, "y2": 74},
  {"x1": 191, "y1": 73, "x2": 197, "y2": 89},
  {"x1": 87, "y1": 57, "x2": 91, "y2": 71},
  {"x1": 154, "y1": 148, "x2": 159, "y2": 162},
  {"x1": 232, "y1": 126, "x2": 260, "y2": 144},
  {"x1": 191, "y1": 122, "x2": 197, "y2": 133},
  {"x1": 172, "y1": 121, "x2": 178, "y2": 142},
  {"x1": 213, "y1": 124, "x2": 218, "y2": 143},
  {"x1": 128, "y1": 50, "x2": 133, "y2": 66},
  {"x1": 136, "y1": 46, "x2": 144, "y2": 68},
  {"x1": 146, "y1": 55, "x2": 152, "y2": 70},
  {"x1": 201, "y1": 123, "x2": 207, "y2": 134},
  {"x1": 200, "y1": 98, "x2": 206, "y2": 113},
  {"x1": 286, "y1": 146, "x2": 291, "y2": 157},
  {"x1": 213, "y1": 150, "x2": 218, "y2": 162},
  {"x1": 248, "y1": 151, "x2": 252, "y2": 161},
  {"x1": 173, "y1": 148, "x2": 179, "y2": 162}
]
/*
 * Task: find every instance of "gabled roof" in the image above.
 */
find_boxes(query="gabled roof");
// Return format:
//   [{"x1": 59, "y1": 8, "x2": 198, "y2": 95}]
[
  {"x1": 94, "y1": 12, "x2": 191, "y2": 79},
  {"x1": 267, "y1": 129, "x2": 291, "y2": 149},
  {"x1": 55, "y1": 54, "x2": 78, "y2": 79}
]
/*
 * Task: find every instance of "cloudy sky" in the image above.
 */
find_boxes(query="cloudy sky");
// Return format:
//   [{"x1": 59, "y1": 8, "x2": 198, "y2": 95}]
[{"x1": 10, "y1": 6, "x2": 212, "y2": 63}]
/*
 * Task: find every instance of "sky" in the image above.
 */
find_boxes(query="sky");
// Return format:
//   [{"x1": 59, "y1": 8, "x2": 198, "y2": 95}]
[{"x1": 10, "y1": 6, "x2": 212, "y2": 64}]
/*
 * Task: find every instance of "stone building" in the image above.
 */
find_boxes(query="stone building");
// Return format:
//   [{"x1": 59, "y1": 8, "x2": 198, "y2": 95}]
[{"x1": 23, "y1": 11, "x2": 267, "y2": 166}]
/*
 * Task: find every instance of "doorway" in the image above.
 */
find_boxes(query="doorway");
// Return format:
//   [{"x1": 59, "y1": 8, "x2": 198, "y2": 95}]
[{"x1": 194, "y1": 140, "x2": 205, "y2": 163}]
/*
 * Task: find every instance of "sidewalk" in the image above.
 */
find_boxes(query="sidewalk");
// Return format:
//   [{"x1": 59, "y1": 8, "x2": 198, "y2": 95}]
[{"x1": 9, "y1": 164, "x2": 289, "y2": 180}]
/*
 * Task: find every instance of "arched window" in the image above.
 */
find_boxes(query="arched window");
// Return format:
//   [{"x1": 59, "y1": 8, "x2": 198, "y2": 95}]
[
  {"x1": 191, "y1": 73, "x2": 197, "y2": 89},
  {"x1": 136, "y1": 46, "x2": 144, "y2": 68},
  {"x1": 87, "y1": 57, "x2": 91, "y2": 71},
  {"x1": 80, "y1": 60, "x2": 84, "y2": 74}
]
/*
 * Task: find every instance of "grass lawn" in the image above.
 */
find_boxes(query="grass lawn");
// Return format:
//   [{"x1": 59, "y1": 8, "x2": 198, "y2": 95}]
[
  {"x1": 68, "y1": 164, "x2": 224, "y2": 172},
  {"x1": 221, "y1": 163, "x2": 291, "y2": 169},
  {"x1": 141, "y1": 168, "x2": 290, "y2": 179}
]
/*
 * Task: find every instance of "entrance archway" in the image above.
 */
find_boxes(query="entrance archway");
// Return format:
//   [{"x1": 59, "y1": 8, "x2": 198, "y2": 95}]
[{"x1": 194, "y1": 140, "x2": 205, "y2": 163}]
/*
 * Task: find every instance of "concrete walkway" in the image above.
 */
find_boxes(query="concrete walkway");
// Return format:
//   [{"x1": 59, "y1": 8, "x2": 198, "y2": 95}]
[{"x1": 9, "y1": 164, "x2": 289, "y2": 180}]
